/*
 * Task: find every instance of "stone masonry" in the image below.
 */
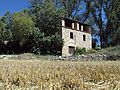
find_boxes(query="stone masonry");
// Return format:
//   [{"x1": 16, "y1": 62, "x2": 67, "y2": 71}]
[{"x1": 61, "y1": 18, "x2": 92, "y2": 56}]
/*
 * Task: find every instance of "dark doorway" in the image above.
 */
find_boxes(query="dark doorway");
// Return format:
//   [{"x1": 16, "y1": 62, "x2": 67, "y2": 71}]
[{"x1": 69, "y1": 46, "x2": 75, "y2": 54}]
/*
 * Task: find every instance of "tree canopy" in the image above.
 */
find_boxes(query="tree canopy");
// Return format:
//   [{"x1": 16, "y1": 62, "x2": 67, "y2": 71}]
[{"x1": 11, "y1": 12, "x2": 34, "y2": 42}]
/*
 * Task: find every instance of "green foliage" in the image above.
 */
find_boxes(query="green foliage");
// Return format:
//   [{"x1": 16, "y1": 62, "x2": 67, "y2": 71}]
[
  {"x1": 0, "y1": 12, "x2": 35, "y2": 54},
  {"x1": 86, "y1": 49, "x2": 97, "y2": 54},
  {"x1": 0, "y1": 12, "x2": 13, "y2": 41},
  {"x1": 31, "y1": 28, "x2": 63, "y2": 55},
  {"x1": 110, "y1": 0, "x2": 120, "y2": 45},
  {"x1": 0, "y1": 20, "x2": 5, "y2": 38},
  {"x1": 31, "y1": 0, "x2": 64, "y2": 34},
  {"x1": 11, "y1": 12, "x2": 35, "y2": 41},
  {"x1": 0, "y1": 0, "x2": 64, "y2": 55},
  {"x1": 111, "y1": 28, "x2": 120, "y2": 45},
  {"x1": 86, "y1": 0, "x2": 120, "y2": 47},
  {"x1": 31, "y1": 28, "x2": 45, "y2": 54},
  {"x1": 74, "y1": 47, "x2": 86, "y2": 55},
  {"x1": 30, "y1": 0, "x2": 64, "y2": 55},
  {"x1": 97, "y1": 45, "x2": 120, "y2": 55}
]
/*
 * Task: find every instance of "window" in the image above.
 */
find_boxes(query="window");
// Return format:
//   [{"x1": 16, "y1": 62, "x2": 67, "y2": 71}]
[
  {"x1": 72, "y1": 23, "x2": 74, "y2": 29},
  {"x1": 83, "y1": 35, "x2": 86, "y2": 41},
  {"x1": 74, "y1": 23, "x2": 77, "y2": 30},
  {"x1": 81, "y1": 25, "x2": 83, "y2": 31},
  {"x1": 69, "y1": 46, "x2": 75, "y2": 54},
  {"x1": 65, "y1": 20, "x2": 72, "y2": 28},
  {"x1": 70, "y1": 32, "x2": 73, "y2": 39}
]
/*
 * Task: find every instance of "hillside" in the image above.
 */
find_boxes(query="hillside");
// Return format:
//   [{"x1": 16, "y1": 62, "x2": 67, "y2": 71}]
[{"x1": 94, "y1": 45, "x2": 120, "y2": 55}]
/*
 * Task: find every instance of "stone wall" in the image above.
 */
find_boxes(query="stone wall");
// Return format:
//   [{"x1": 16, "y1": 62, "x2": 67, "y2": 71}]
[
  {"x1": 0, "y1": 54, "x2": 119, "y2": 61},
  {"x1": 57, "y1": 54, "x2": 120, "y2": 61},
  {"x1": 62, "y1": 27, "x2": 92, "y2": 56}
]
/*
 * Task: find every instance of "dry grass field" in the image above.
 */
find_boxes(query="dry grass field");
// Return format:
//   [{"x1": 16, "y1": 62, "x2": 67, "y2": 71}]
[{"x1": 0, "y1": 60, "x2": 119, "y2": 90}]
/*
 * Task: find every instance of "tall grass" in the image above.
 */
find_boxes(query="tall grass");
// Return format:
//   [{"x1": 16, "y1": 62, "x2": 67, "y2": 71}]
[{"x1": 0, "y1": 60, "x2": 119, "y2": 90}]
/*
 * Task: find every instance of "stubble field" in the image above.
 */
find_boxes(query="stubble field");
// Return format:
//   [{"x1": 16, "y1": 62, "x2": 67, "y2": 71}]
[{"x1": 0, "y1": 60, "x2": 119, "y2": 90}]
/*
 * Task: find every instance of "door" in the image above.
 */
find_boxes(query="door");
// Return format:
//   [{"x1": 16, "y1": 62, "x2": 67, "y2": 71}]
[{"x1": 69, "y1": 46, "x2": 75, "y2": 54}]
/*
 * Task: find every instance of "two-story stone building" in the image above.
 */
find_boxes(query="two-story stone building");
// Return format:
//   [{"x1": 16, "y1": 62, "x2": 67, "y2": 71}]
[{"x1": 61, "y1": 18, "x2": 92, "y2": 56}]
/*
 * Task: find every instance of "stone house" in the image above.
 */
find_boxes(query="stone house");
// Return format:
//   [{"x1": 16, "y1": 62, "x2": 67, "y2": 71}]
[{"x1": 61, "y1": 18, "x2": 92, "y2": 56}]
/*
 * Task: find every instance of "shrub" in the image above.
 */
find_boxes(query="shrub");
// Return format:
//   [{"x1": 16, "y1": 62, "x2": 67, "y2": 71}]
[
  {"x1": 74, "y1": 47, "x2": 86, "y2": 55},
  {"x1": 86, "y1": 49, "x2": 97, "y2": 54},
  {"x1": 31, "y1": 29, "x2": 63, "y2": 55}
]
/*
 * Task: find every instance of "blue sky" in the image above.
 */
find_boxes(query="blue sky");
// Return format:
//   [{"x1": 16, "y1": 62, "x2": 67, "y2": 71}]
[{"x1": 0, "y1": 0, "x2": 30, "y2": 16}]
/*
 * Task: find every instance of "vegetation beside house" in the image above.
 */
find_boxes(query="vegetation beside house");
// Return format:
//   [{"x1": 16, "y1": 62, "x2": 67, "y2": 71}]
[{"x1": 93, "y1": 45, "x2": 120, "y2": 55}]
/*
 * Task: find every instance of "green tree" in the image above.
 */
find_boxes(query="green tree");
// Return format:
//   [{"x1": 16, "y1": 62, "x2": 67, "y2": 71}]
[
  {"x1": 109, "y1": 0, "x2": 120, "y2": 45},
  {"x1": 11, "y1": 12, "x2": 35, "y2": 44},
  {"x1": 30, "y1": 0, "x2": 64, "y2": 55},
  {"x1": 84, "y1": 0, "x2": 120, "y2": 48},
  {"x1": 0, "y1": 19, "x2": 5, "y2": 38},
  {"x1": 0, "y1": 12, "x2": 13, "y2": 42}
]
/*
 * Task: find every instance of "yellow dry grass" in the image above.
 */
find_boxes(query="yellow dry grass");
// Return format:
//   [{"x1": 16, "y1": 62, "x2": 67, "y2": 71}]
[{"x1": 0, "y1": 60, "x2": 119, "y2": 90}]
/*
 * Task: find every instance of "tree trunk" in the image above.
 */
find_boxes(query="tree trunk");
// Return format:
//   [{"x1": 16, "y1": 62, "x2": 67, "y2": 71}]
[
  {"x1": 66, "y1": 0, "x2": 69, "y2": 18},
  {"x1": 100, "y1": 29, "x2": 103, "y2": 48}
]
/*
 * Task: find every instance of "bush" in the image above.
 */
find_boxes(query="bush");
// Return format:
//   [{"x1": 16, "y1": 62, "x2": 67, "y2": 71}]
[
  {"x1": 31, "y1": 29, "x2": 63, "y2": 55},
  {"x1": 86, "y1": 49, "x2": 97, "y2": 54},
  {"x1": 74, "y1": 47, "x2": 86, "y2": 55}
]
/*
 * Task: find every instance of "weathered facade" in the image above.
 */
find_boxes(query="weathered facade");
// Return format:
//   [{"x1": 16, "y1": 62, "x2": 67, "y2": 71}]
[{"x1": 61, "y1": 18, "x2": 92, "y2": 56}]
